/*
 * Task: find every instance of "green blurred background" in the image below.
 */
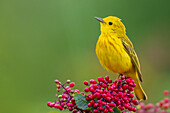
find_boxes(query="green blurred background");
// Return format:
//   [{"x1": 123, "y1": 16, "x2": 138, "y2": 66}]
[{"x1": 0, "y1": 0, "x2": 170, "y2": 113}]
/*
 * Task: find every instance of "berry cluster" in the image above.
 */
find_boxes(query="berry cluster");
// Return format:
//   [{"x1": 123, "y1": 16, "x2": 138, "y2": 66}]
[
  {"x1": 47, "y1": 80, "x2": 89, "y2": 112},
  {"x1": 137, "y1": 90, "x2": 170, "y2": 113},
  {"x1": 47, "y1": 75, "x2": 139, "y2": 113},
  {"x1": 84, "y1": 75, "x2": 138, "y2": 113}
]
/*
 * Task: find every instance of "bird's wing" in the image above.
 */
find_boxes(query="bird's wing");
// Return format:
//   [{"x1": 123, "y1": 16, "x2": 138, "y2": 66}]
[{"x1": 121, "y1": 37, "x2": 143, "y2": 82}]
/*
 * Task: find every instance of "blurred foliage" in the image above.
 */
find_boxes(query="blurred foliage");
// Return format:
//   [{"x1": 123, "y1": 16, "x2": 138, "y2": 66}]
[{"x1": 0, "y1": 0, "x2": 170, "y2": 113}]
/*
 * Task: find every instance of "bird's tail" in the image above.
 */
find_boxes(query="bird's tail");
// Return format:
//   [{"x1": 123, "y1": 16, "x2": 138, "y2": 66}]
[{"x1": 132, "y1": 72, "x2": 147, "y2": 101}]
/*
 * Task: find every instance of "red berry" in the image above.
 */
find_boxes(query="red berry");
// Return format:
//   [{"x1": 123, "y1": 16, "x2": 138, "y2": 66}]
[
  {"x1": 121, "y1": 75, "x2": 125, "y2": 80},
  {"x1": 108, "y1": 108, "x2": 113, "y2": 112},
  {"x1": 54, "y1": 104, "x2": 60, "y2": 108},
  {"x1": 86, "y1": 97, "x2": 90, "y2": 101},
  {"x1": 93, "y1": 80, "x2": 97, "y2": 84},
  {"x1": 69, "y1": 82, "x2": 75, "y2": 87},
  {"x1": 101, "y1": 101, "x2": 105, "y2": 105},
  {"x1": 106, "y1": 97, "x2": 111, "y2": 101},
  {"x1": 104, "y1": 109, "x2": 108, "y2": 113},
  {"x1": 132, "y1": 107, "x2": 137, "y2": 112},
  {"x1": 118, "y1": 106, "x2": 124, "y2": 110},
  {"x1": 87, "y1": 103, "x2": 91, "y2": 107},
  {"x1": 100, "y1": 107, "x2": 105, "y2": 111},
  {"x1": 58, "y1": 105, "x2": 63, "y2": 110},
  {"x1": 128, "y1": 86, "x2": 134, "y2": 91},
  {"x1": 90, "y1": 100, "x2": 95, "y2": 105},
  {"x1": 98, "y1": 77, "x2": 104, "y2": 82},
  {"x1": 132, "y1": 99, "x2": 139, "y2": 105},
  {"x1": 102, "y1": 94, "x2": 107, "y2": 98},
  {"x1": 129, "y1": 93, "x2": 134, "y2": 98},
  {"x1": 49, "y1": 102, "x2": 55, "y2": 107},
  {"x1": 108, "y1": 79, "x2": 112, "y2": 83},
  {"x1": 124, "y1": 104, "x2": 129, "y2": 109},
  {"x1": 118, "y1": 79, "x2": 122, "y2": 83},
  {"x1": 47, "y1": 102, "x2": 51, "y2": 106},
  {"x1": 105, "y1": 76, "x2": 109, "y2": 80},
  {"x1": 97, "y1": 100, "x2": 102, "y2": 104},
  {"x1": 132, "y1": 83, "x2": 136, "y2": 87},
  {"x1": 68, "y1": 107, "x2": 72, "y2": 111},
  {"x1": 102, "y1": 84, "x2": 107, "y2": 88},
  {"x1": 126, "y1": 78, "x2": 131, "y2": 83},
  {"x1": 93, "y1": 84, "x2": 98, "y2": 89},
  {"x1": 109, "y1": 103, "x2": 116, "y2": 107},
  {"x1": 118, "y1": 92, "x2": 123, "y2": 97},
  {"x1": 84, "y1": 81, "x2": 89, "y2": 85},
  {"x1": 159, "y1": 100, "x2": 164, "y2": 106},
  {"x1": 90, "y1": 87, "x2": 95, "y2": 92},
  {"x1": 90, "y1": 79, "x2": 94, "y2": 84},
  {"x1": 93, "y1": 109, "x2": 98, "y2": 113}
]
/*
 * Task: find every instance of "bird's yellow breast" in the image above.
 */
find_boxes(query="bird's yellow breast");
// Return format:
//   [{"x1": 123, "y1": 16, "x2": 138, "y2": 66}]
[{"x1": 96, "y1": 34, "x2": 133, "y2": 74}]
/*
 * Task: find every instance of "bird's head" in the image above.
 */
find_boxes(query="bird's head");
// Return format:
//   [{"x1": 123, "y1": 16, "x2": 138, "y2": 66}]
[{"x1": 95, "y1": 16, "x2": 126, "y2": 36}]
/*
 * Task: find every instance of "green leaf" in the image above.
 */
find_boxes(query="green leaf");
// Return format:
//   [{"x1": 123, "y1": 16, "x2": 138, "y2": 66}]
[
  {"x1": 74, "y1": 94, "x2": 88, "y2": 110},
  {"x1": 113, "y1": 107, "x2": 121, "y2": 113}
]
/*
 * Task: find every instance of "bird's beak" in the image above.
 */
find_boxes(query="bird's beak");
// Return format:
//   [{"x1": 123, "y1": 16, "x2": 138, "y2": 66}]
[{"x1": 95, "y1": 17, "x2": 105, "y2": 23}]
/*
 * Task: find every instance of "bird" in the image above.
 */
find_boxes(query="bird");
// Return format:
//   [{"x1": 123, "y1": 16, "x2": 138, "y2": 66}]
[{"x1": 95, "y1": 16, "x2": 147, "y2": 101}]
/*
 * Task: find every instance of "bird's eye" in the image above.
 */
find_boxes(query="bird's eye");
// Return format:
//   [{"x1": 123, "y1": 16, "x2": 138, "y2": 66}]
[{"x1": 109, "y1": 22, "x2": 113, "y2": 25}]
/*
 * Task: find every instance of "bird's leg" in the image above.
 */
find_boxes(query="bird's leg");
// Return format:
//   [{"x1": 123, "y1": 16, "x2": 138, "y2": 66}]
[{"x1": 117, "y1": 74, "x2": 123, "y2": 80}]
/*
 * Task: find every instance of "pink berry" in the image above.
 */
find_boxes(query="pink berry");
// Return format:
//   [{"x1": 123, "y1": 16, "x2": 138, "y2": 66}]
[
  {"x1": 80, "y1": 92, "x2": 84, "y2": 95},
  {"x1": 102, "y1": 84, "x2": 107, "y2": 88},
  {"x1": 164, "y1": 90, "x2": 169, "y2": 96},
  {"x1": 163, "y1": 104, "x2": 169, "y2": 109},
  {"x1": 164, "y1": 98, "x2": 169, "y2": 103},
  {"x1": 74, "y1": 89, "x2": 79, "y2": 93},
  {"x1": 49, "y1": 102, "x2": 55, "y2": 107},
  {"x1": 55, "y1": 80, "x2": 59, "y2": 84},
  {"x1": 140, "y1": 102, "x2": 145, "y2": 108},
  {"x1": 148, "y1": 103, "x2": 154, "y2": 108}
]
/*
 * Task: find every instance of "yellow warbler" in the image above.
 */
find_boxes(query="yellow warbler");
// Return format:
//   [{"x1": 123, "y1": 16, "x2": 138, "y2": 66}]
[{"x1": 95, "y1": 16, "x2": 147, "y2": 100}]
